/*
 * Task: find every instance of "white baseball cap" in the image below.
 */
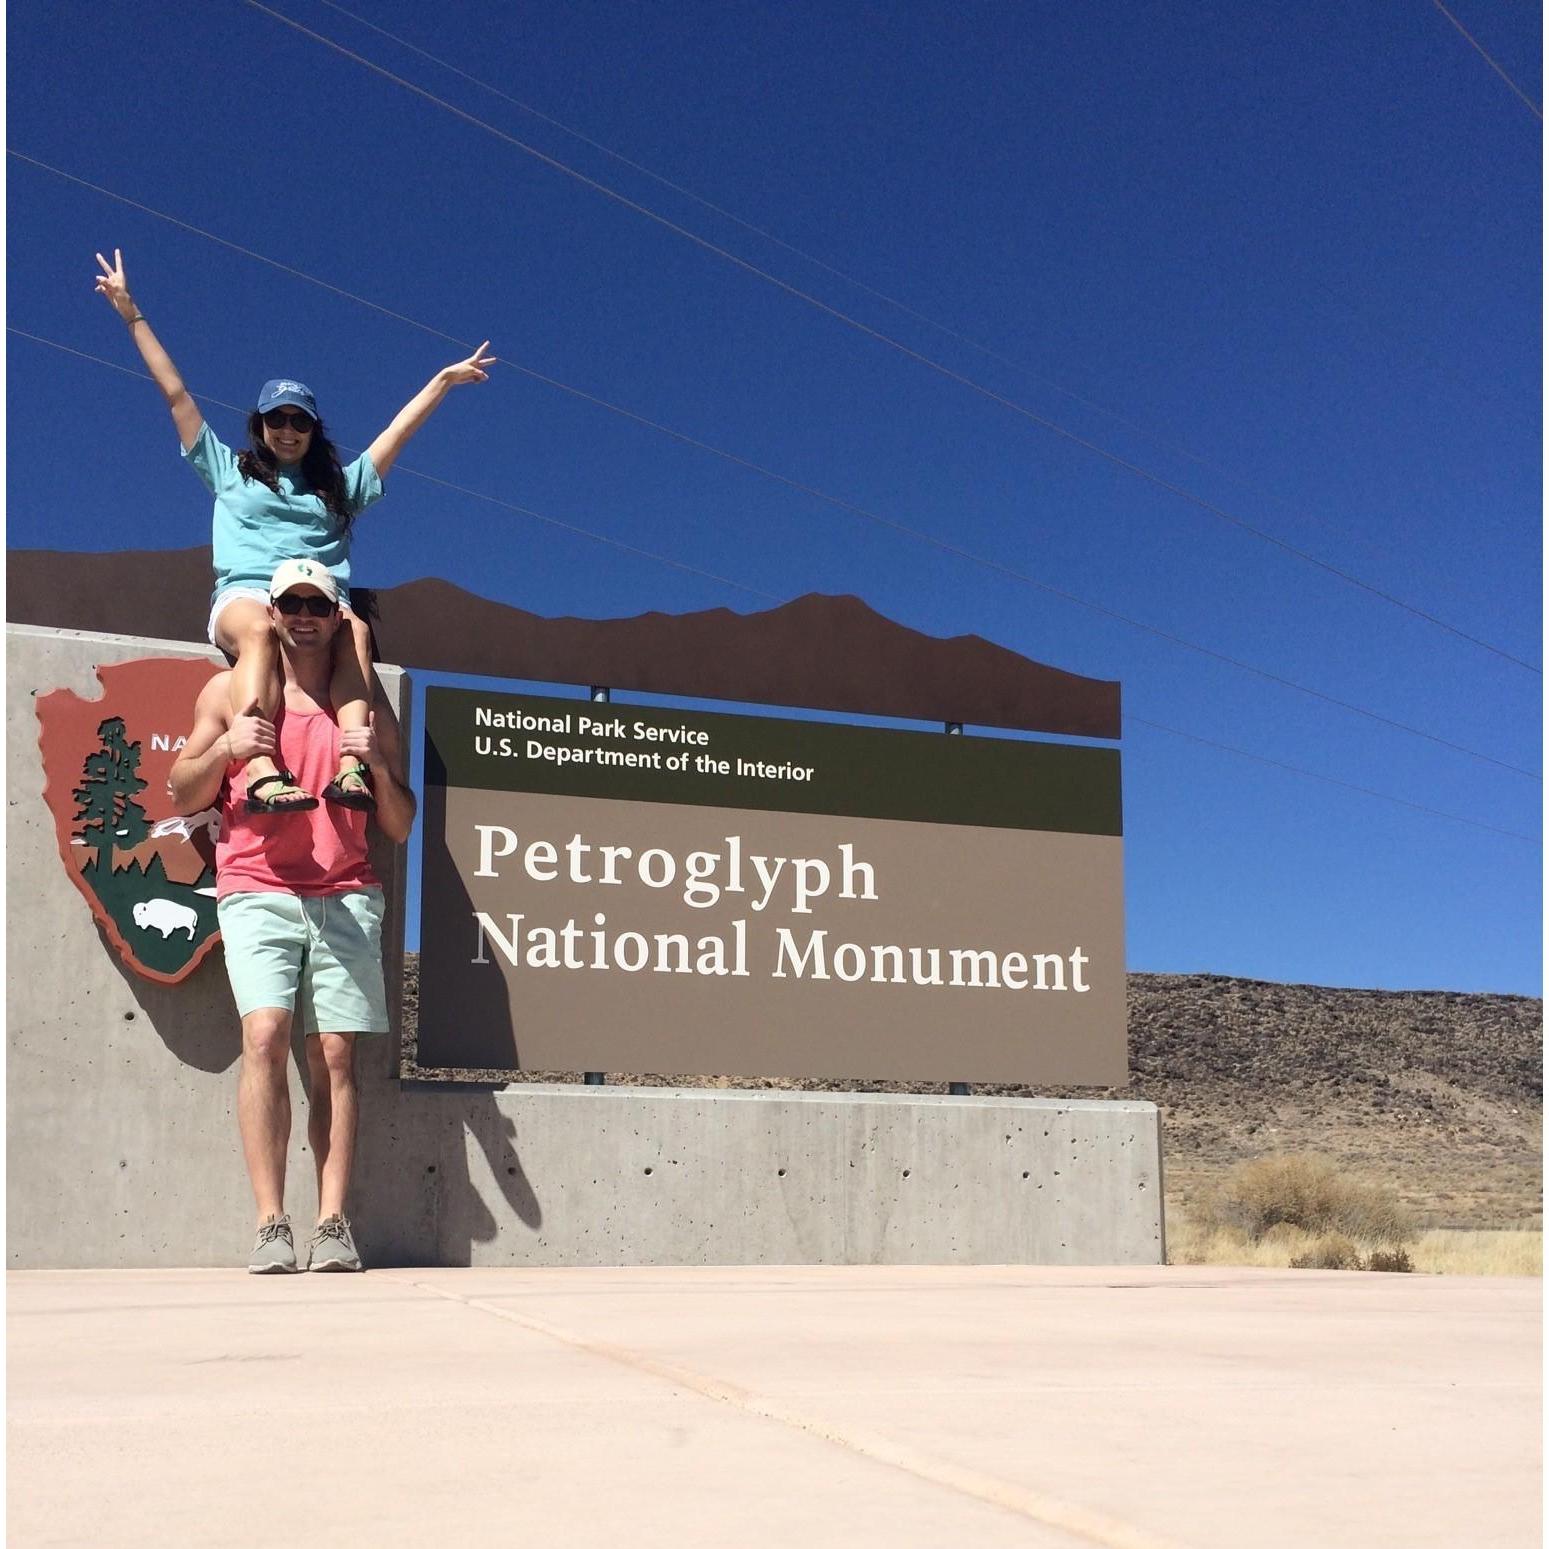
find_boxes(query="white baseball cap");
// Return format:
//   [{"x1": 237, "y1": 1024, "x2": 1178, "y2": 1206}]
[{"x1": 269, "y1": 558, "x2": 339, "y2": 604}]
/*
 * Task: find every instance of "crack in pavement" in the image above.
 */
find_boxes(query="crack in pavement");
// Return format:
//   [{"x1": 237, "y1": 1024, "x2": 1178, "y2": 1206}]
[{"x1": 411, "y1": 1277, "x2": 1197, "y2": 1549}]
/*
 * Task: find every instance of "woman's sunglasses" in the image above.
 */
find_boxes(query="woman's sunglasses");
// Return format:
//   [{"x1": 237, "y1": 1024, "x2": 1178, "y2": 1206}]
[
  {"x1": 273, "y1": 592, "x2": 336, "y2": 618},
  {"x1": 261, "y1": 409, "x2": 315, "y2": 432}
]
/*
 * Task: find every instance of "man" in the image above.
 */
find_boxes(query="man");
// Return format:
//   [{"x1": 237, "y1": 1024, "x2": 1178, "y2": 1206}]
[{"x1": 171, "y1": 558, "x2": 416, "y2": 1272}]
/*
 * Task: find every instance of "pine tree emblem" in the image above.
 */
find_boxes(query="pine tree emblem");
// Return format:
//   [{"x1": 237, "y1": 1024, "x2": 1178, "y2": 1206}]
[{"x1": 72, "y1": 717, "x2": 151, "y2": 870}]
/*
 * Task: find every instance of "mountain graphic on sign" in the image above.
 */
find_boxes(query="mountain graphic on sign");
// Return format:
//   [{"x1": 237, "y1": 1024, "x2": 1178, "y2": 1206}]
[{"x1": 10, "y1": 546, "x2": 1121, "y2": 738}]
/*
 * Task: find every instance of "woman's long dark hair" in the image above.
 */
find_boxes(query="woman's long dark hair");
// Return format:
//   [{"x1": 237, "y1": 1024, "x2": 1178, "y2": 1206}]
[{"x1": 236, "y1": 412, "x2": 354, "y2": 535}]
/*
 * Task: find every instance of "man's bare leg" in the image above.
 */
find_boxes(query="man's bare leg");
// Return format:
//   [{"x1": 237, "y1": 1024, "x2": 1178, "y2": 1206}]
[
  {"x1": 305, "y1": 1032, "x2": 358, "y2": 1221},
  {"x1": 238, "y1": 1007, "x2": 293, "y2": 1222}
]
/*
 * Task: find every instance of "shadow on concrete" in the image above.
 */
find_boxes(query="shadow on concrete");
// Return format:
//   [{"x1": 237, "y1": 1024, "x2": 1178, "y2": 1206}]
[
  {"x1": 103, "y1": 920, "x2": 546, "y2": 1267},
  {"x1": 101, "y1": 911, "x2": 542, "y2": 1268},
  {"x1": 83, "y1": 701, "x2": 544, "y2": 1267},
  {"x1": 466, "y1": 1102, "x2": 544, "y2": 1231},
  {"x1": 350, "y1": 1032, "x2": 544, "y2": 1267},
  {"x1": 109, "y1": 938, "x2": 237, "y2": 1075}
]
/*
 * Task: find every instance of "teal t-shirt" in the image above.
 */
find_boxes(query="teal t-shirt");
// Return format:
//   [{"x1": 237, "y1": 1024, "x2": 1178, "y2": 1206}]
[{"x1": 183, "y1": 422, "x2": 383, "y2": 607}]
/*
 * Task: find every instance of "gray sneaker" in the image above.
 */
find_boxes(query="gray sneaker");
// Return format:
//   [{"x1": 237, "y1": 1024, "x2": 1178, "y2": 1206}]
[
  {"x1": 248, "y1": 1214, "x2": 298, "y2": 1274},
  {"x1": 307, "y1": 1215, "x2": 362, "y2": 1272}
]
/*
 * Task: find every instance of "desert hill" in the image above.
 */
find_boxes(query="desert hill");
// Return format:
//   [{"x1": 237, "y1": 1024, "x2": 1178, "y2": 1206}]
[
  {"x1": 1103, "y1": 974, "x2": 1540, "y2": 1227},
  {"x1": 399, "y1": 961, "x2": 1541, "y2": 1228}
]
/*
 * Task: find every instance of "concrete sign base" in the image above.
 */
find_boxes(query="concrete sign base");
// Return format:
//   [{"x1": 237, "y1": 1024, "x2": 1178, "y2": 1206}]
[
  {"x1": 7, "y1": 626, "x2": 1162, "y2": 1269},
  {"x1": 362, "y1": 1084, "x2": 1164, "y2": 1267}
]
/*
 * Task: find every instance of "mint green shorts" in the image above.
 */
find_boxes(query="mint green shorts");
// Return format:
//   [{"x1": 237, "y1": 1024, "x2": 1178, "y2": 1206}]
[{"x1": 217, "y1": 889, "x2": 389, "y2": 1035}]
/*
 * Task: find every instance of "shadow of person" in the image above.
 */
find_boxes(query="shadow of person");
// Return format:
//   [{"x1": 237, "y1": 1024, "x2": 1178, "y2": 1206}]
[
  {"x1": 347, "y1": 1036, "x2": 544, "y2": 1267},
  {"x1": 465, "y1": 1101, "x2": 543, "y2": 1230},
  {"x1": 108, "y1": 937, "x2": 237, "y2": 1075}
]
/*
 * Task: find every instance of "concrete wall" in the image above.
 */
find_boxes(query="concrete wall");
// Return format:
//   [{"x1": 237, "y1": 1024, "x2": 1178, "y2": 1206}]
[
  {"x1": 369, "y1": 1085, "x2": 1164, "y2": 1267},
  {"x1": 8, "y1": 625, "x2": 1165, "y2": 1269},
  {"x1": 6, "y1": 624, "x2": 409, "y2": 1269}
]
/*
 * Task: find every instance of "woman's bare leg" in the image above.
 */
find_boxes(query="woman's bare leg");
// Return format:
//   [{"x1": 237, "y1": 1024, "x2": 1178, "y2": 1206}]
[
  {"x1": 215, "y1": 599, "x2": 308, "y2": 804},
  {"x1": 331, "y1": 609, "x2": 374, "y2": 794}
]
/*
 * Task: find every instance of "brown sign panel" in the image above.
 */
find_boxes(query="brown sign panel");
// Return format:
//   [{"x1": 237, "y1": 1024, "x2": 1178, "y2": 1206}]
[
  {"x1": 11, "y1": 547, "x2": 1121, "y2": 737},
  {"x1": 417, "y1": 688, "x2": 1126, "y2": 1084}
]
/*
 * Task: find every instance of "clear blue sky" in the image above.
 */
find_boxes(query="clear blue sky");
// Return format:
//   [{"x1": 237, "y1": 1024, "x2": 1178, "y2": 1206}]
[{"x1": 8, "y1": 0, "x2": 1541, "y2": 993}]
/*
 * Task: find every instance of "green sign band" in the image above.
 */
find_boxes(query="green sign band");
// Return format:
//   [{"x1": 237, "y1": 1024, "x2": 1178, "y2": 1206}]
[{"x1": 425, "y1": 687, "x2": 1122, "y2": 836}]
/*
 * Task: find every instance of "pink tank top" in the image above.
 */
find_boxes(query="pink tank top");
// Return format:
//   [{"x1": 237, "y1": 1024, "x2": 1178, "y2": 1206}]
[{"x1": 216, "y1": 703, "x2": 380, "y2": 898}]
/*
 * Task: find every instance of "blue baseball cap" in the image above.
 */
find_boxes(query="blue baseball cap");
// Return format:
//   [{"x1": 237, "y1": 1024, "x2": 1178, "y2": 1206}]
[{"x1": 256, "y1": 378, "x2": 319, "y2": 418}]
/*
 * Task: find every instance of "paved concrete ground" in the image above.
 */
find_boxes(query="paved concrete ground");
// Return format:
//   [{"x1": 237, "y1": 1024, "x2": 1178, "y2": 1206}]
[{"x1": 8, "y1": 1265, "x2": 1540, "y2": 1549}]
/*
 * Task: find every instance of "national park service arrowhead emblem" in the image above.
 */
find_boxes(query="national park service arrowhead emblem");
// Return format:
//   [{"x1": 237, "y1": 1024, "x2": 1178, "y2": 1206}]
[{"x1": 37, "y1": 657, "x2": 225, "y2": 984}]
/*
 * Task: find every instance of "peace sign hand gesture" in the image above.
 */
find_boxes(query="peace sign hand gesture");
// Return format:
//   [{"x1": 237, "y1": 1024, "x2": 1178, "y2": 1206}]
[
  {"x1": 440, "y1": 340, "x2": 497, "y2": 387},
  {"x1": 93, "y1": 248, "x2": 138, "y2": 323}
]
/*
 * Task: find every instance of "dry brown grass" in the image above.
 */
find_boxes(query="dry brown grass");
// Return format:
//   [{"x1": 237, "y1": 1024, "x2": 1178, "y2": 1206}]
[
  {"x1": 1168, "y1": 1217, "x2": 1323, "y2": 1268},
  {"x1": 1170, "y1": 1153, "x2": 1544, "y2": 1274},
  {"x1": 1190, "y1": 1152, "x2": 1416, "y2": 1247},
  {"x1": 1409, "y1": 1229, "x2": 1543, "y2": 1277},
  {"x1": 1169, "y1": 1214, "x2": 1542, "y2": 1275}
]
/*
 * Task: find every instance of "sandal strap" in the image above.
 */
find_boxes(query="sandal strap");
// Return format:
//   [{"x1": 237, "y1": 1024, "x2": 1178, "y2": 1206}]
[{"x1": 248, "y1": 771, "x2": 304, "y2": 797}]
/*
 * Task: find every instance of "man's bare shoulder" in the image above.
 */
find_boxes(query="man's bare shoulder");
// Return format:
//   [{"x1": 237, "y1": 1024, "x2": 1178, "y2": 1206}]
[{"x1": 194, "y1": 670, "x2": 235, "y2": 718}]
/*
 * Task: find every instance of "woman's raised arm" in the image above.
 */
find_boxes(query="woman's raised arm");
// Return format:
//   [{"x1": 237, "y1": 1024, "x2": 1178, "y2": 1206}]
[
  {"x1": 95, "y1": 249, "x2": 204, "y2": 450},
  {"x1": 364, "y1": 341, "x2": 495, "y2": 481}
]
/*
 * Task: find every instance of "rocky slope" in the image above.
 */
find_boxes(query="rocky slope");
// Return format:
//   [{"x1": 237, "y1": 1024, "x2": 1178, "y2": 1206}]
[{"x1": 399, "y1": 960, "x2": 1541, "y2": 1227}]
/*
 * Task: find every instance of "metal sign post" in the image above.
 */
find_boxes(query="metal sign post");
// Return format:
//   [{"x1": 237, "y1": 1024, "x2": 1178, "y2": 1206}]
[
  {"x1": 583, "y1": 685, "x2": 610, "y2": 1087},
  {"x1": 945, "y1": 721, "x2": 970, "y2": 1098}
]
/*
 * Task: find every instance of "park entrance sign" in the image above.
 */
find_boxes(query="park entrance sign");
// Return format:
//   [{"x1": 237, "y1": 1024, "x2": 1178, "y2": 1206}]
[
  {"x1": 418, "y1": 686, "x2": 1125, "y2": 1084},
  {"x1": 37, "y1": 656, "x2": 225, "y2": 985}
]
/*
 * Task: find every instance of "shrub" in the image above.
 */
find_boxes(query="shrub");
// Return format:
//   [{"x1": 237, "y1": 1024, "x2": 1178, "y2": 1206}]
[
  {"x1": 1194, "y1": 1153, "x2": 1416, "y2": 1247},
  {"x1": 1367, "y1": 1248, "x2": 1414, "y2": 1273},
  {"x1": 1289, "y1": 1232, "x2": 1362, "y2": 1270}
]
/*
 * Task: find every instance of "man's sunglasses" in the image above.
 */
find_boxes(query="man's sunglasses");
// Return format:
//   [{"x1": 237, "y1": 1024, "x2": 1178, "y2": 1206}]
[
  {"x1": 273, "y1": 592, "x2": 336, "y2": 618},
  {"x1": 261, "y1": 409, "x2": 315, "y2": 432}
]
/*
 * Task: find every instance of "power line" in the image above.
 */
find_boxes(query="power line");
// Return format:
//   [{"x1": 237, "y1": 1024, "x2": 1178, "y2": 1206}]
[
  {"x1": 314, "y1": 0, "x2": 1414, "y2": 565},
  {"x1": 12, "y1": 323, "x2": 1537, "y2": 845},
  {"x1": 1432, "y1": 0, "x2": 1542, "y2": 119},
  {"x1": 385, "y1": 463, "x2": 778, "y2": 600},
  {"x1": 11, "y1": 149, "x2": 1539, "y2": 779},
  {"x1": 488, "y1": 365, "x2": 1543, "y2": 778},
  {"x1": 10, "y1": 153, "x2": 464, "y2": 348},
  {"x1": 4, "y1": 328, "x2": 776, "y2": 601},
  {"x1": 1123, "y1": 714, "x2": 1538, "y2": 843},
  {"x1": 239, "y1": 0, "x2": 1540, "y2": 677},
  {"x1": 318, "y1": 0, "x2": 1532, "y2": 575}
]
